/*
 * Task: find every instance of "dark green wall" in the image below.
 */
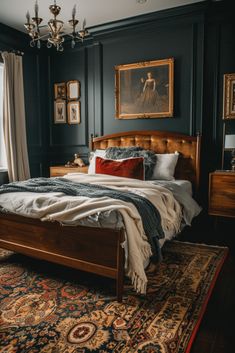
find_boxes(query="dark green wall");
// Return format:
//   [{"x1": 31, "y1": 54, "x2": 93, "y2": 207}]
[
  {"x1": 1, "y1": 1, "x2": 235, "y2": 206},
  {"x1": 45, "y1": 2, "x2": 206, "y2": 170}
]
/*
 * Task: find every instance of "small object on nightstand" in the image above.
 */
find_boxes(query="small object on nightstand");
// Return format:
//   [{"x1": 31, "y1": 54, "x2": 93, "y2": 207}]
[
  {"x1": 65, "y1": 161, "x2": 77, "y2": 167},
  {"x1": 74, "y1": 153, "x2": 85, "y2": 167}
]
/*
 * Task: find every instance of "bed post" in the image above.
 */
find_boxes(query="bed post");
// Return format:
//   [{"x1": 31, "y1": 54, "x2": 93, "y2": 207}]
[
  {"x1": 116, "y1": 229, "x2": 125, "y2": 302},
  {"x1": 89, "y1": 133, "x2": 94, "y2": 151}
]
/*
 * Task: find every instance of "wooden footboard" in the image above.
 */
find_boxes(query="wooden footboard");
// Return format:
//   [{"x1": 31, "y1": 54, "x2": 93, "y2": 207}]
[{"x1": 0, "y1": 213, "x2": 125, "y2": 302}]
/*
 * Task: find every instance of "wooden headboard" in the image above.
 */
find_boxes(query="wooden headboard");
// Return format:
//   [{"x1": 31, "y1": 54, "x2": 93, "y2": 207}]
[{"x1": 91, "y1": 130, "x2": 201, "y2": 195}]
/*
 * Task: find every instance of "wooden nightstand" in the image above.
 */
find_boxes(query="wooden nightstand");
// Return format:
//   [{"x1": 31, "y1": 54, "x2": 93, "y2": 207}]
[
  {"x1": 50, "y1": 165, "x2": 88, "y2": 177},
  {"x1": 208, "y1": 171, "x2": 235, "y2": 218}
]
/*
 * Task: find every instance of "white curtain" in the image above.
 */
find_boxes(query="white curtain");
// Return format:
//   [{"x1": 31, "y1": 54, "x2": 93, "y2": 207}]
[{"x1": 2, "y1": 52, "x2": 30, "y2": 181}]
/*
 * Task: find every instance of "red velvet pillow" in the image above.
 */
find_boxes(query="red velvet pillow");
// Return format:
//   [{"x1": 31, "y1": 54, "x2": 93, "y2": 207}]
[{"x1": 95, "y1": 157, "x2": 144, "y2": 180}]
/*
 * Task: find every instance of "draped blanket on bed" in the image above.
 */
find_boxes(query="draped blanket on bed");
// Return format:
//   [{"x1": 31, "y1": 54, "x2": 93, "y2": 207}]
[{"x1": 0, "y1": 173, "x2": 182, "y2": 294}]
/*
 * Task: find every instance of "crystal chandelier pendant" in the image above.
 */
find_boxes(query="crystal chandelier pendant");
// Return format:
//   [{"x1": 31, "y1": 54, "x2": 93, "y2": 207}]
[{"x1": 71, "y1": 39, "x2": 76, "y2": 49}]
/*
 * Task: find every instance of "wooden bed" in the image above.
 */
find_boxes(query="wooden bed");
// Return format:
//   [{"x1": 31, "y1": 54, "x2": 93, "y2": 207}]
[{"x1": 0, "y1": 130, "x2": 201, "y2": 302}]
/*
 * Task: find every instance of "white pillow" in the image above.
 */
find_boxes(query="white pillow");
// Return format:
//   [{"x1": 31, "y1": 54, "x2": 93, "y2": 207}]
[
  {"x1": 152, "y1": 152, "x2": 179, "y2": 180},
  {"x1": 88, "y1": 149, "x2": 106, "y2": 174}
]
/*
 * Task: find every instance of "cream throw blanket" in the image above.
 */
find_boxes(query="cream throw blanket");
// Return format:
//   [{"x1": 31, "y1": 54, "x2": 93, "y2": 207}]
[{"x1": 0, "y1": 173, "x2": 182, "y2": 293}]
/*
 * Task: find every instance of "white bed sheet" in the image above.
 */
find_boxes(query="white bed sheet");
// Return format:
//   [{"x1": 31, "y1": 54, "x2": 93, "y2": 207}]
[{"x1": 151, "y1": 179, "x2": 192, "y2": 196}]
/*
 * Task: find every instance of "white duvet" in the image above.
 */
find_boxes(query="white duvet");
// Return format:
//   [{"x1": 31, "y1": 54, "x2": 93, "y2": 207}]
[{"x1": 0, "y1": 173, "x2": 182, "y2": 294}]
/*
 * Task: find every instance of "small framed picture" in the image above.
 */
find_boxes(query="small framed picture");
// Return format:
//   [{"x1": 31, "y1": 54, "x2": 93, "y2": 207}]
[
  {"x1": 67, "y1": 80, "x2": 80, "y2": 100},
  {"x1": 54, "y1": 101, "x2": 66, "y2": 124},
  {"x1": 67, "y1": 101, "x2": 80, "y2": 124},
  {"x1": 223, "y1": 73, "x2": 235, "y2": 119},
  {"x1": 54, "y1": 82, "x2": 66, "y2": 100}
]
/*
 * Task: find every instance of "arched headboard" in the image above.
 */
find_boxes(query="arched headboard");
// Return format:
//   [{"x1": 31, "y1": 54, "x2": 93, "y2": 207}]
[{"x1": 91, "y1": 130, "x2": 201, "y2": 195}]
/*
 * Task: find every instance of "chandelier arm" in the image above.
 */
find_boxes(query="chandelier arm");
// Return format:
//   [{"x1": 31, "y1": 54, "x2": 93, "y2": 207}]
[{"x1": 30, "y1": 33, "x2": 50, "y2": 43}]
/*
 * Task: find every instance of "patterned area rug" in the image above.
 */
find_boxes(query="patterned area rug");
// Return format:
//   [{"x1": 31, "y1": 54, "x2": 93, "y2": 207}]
[{"x1": 0, "y1": 241, "x2": 228, "y2": 353}]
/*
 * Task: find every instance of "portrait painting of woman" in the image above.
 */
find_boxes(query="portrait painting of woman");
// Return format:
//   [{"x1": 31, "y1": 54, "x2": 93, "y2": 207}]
[{"x1": 115, "y1": 58, "x2": 174, "y2": 119}]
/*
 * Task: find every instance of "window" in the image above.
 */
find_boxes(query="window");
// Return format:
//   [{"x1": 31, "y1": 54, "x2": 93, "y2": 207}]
[{"x1": 0, "y1": 63, "x2": 7, "y2": 169}]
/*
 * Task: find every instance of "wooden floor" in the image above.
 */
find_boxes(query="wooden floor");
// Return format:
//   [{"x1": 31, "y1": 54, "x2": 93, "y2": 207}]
[{"x1": 180, "y1": 213, "x2": 235, "y2": 353}]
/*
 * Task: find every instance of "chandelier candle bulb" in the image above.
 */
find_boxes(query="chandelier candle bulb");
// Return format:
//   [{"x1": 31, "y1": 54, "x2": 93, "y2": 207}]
[
  {"x1": 34, "y1": 0, "x2": 39, "y2": 18},
  {"x1": 26, "y1": 11, "x2": 30, "y2": 24},
  {"x1": 72, "y1": 5, "x2": 76, "y2": 20}
]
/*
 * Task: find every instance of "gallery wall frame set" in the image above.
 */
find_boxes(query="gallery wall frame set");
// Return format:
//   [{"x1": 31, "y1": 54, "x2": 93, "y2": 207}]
[
  {"x1": 223, "y1": 73, "x2": 235, "y2": 119},
  {"x1": 115, "y1": 58, "x2": 174, "y2": 119},
  {"x1": 54, "y1": 80, "x2": 81, "y2": 124}
]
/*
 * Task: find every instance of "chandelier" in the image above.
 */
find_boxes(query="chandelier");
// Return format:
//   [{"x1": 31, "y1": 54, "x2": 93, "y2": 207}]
[{"x1": 24, "y1": 1, "x2": 89, "y2": 51}]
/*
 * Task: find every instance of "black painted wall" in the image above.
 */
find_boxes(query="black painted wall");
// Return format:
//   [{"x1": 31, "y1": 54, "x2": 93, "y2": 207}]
[{"x1": 1, "y1": 1, "x2": 235, "y2": 207}]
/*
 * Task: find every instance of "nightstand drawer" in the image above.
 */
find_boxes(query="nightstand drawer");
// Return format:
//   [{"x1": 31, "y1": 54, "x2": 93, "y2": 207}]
[
  {"x1": 50, "y1": 166, "x2": 88, "y2": 177},
  {"x1": 209, "y1": 172, "x2": 235, "y2": 218}
]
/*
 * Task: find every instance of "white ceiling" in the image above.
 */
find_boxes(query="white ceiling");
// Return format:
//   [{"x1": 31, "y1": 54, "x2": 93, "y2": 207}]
[{"x1": 0, "y1": 0, "x2": 205, "y2": 34}]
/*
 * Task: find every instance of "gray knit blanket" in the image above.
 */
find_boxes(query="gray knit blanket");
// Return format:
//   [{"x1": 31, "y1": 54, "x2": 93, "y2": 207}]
[{"x1": 0, "y1": 177, "x2": 164, "y2": 261}]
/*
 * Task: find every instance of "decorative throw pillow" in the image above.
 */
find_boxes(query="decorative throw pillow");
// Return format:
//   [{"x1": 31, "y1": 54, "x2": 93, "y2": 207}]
[
  {"x1": 95, "y1": 156, "x2": 145, "y2": 180},
  {"x1": 152, "y1": 152, "x2": 179, "y2": 180},
  {"x1": 105, "y1": 146, "x2": 156, "y2": 180},
  {"x1": 88, "y1": 149, "x2": 106, "y2": 174}
]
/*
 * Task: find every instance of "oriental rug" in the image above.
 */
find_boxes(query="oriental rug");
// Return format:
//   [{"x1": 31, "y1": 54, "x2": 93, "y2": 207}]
[{"x1": 0, "y1": 241, "x2": 228, "y2": 353}]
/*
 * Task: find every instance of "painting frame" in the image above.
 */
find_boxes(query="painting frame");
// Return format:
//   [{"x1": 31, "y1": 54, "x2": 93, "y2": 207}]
[
  {"x1": 54, "y1": 100, "x2": 66, "y2": 124},
  {"x1": 67, "y1": 101, "x2": 81, "y2": 124},
  {"x1": 67, "y1": 80, "x2": 80, "y2": 100},
  {"x1": 54, "y1": 82, "x2": 66, "y2": 100},
  {"x1": 115, "y1": 58, "x2": 174, "y2": 119},
  {"x1": 223, "y1": 73, "x2": 235, "y2": 120}
]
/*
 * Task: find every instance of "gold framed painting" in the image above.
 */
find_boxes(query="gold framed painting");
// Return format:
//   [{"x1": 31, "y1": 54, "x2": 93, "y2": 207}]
[
  {"x1": 223, "y1": 73, "x2": 235, "y2": 119},
  {"x1": 54, "y1": 101, "x2": 66, "y2": 124},
  {"x1": 67, "y1": 80, "x2": 80, "y2": 100},
  {"x1": 115, "y1": 58, "x2": 174, "y2": 119},
  {"x1": 67, "y1": 101, "x2": 80, "y2": 124},
  {"x1": 54, "y1": 82, "x2": 66, "y2": 100}
]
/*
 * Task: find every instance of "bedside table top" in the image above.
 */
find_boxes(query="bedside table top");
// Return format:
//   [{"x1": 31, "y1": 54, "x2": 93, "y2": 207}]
[
  {"x1": 50, "y1": 165, "x2": 89, "y2": 177},
  {"x1": 211, "y1": 170, "x2": 235, "y2": 175}
]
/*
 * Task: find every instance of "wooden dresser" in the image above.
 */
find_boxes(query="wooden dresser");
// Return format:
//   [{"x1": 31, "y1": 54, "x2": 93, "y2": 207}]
[
  {"x1": 50, "y1": 165, "x2": 88, "y2": 177},
  {"x1": 208, "y1": 171, "x2": 235, "y2": 218}
]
